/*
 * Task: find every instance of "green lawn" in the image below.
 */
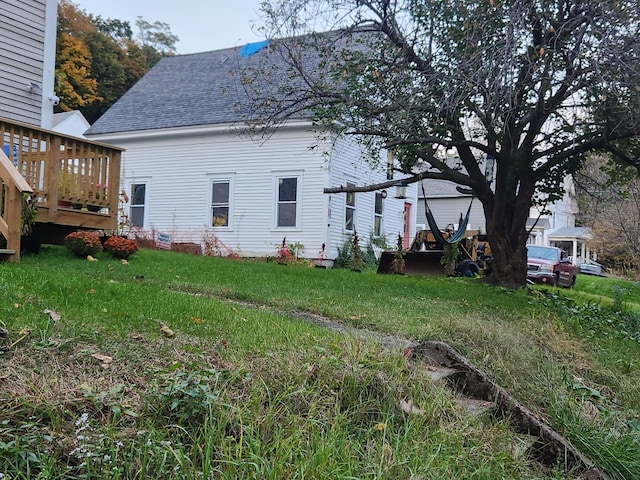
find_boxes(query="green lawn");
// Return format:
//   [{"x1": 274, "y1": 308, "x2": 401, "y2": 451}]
[{"x1": 1, "y1": 246, "x2": 639, "y2": 479}]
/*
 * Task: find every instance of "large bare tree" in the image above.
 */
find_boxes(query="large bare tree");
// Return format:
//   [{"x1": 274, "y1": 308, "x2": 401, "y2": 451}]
[
  {"x1": 575, "y1": 156, "x2": 640, "y2": 276},
  {"x1": 238, "y1": 0, "x2": 640, "y2": 288}
]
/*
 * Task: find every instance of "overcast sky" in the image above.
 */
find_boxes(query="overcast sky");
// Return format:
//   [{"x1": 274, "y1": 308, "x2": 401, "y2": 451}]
[{"x1": 71, "y1": 0, "x2": 267, "y2": 54}]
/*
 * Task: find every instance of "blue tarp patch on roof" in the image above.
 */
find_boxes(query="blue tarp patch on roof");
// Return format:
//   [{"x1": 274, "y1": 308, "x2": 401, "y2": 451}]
[{"x1": 238, "y1": 40, "x2": 269, "y2": 57}]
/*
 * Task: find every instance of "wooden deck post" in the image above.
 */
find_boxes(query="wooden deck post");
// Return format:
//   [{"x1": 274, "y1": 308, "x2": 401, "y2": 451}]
[
  {"x1": 0, "y1": 146, "x2": 33, "y2": 262},
  {"x1": 47, "y1": 134, "x2": 61, "y2": 222},
  {"x1": 108, "y1": 150, "x2": 121, "y2": 227},
  {"x1": 5, "y1": 184, "x2": 23, "y2": 261}
]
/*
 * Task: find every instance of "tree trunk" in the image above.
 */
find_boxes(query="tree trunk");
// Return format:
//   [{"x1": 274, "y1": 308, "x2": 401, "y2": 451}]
[
  {"x1": 485, "y1": 230, "x2": 528, "y2": 289},
  {"x1": 480, "y1": 188, "x2": 531, "y2": 289}
]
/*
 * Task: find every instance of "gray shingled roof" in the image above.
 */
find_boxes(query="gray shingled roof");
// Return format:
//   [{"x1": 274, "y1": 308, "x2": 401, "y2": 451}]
[
  {"x1": 526, "y1": 217, "x2": 551, "y2": 230},
  {"x1": 86, "y1": 29, "x2": 373, "y2": 136},
  {"x1": 418, "y1": 179, "x2": 470, "y2": 197},
  {"x1": 86, "y1": 45, "x2": 269, "y2": 135}
]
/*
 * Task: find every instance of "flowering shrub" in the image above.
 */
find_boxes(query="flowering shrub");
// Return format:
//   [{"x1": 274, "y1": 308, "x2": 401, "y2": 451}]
[
  {"x1": 104, "y1": 236, "x2": 138, "y2": 259},
  {"x1": 65, "y1": 231, "x2": 103, "y2": 258},
  {"x1": 276, "y1": 237, "x2": 296, "y2": 264}
]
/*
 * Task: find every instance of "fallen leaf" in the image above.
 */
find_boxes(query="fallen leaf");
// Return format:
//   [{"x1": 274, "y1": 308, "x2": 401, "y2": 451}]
[
  {"x1": 190, "y1": 316, "x2": 203, "y2": 324},
  {"x1": 373, "y1": 422, "x2": 386, "y2": 431},
  {"x1": 121, "y1": 259, "x2": 129, "y2": 265},
  {"x1": 307, "y1": 364, "x2": 318, "y2": 376},
  {"x1": 43, "y1": 309, "x2": 61, "y2": 321},
  {"x1": 91, "y1": 353, "x2": 113, "y2": 364},
  {"x1": 0, "y1": 371, "x2": 10, "y2": 380},
  {"x1": 400, "y1": 399, "x2": 425, "y2": 415},
  {"x1": 13, "y1": 303, "x2": 21, "y2": 308},
  {"x1": 87, "y1": 255, "x2": 98, "y2": 261},
  {"x1": 159, "y1": 322, "x2": 175, "y2": 338},
  {"x1": 18, "y1": 326, "x2": 32, "y2": 336}
]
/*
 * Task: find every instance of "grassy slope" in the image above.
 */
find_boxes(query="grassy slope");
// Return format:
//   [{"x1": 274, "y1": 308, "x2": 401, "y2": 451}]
[{"x1": 1, "y1": 246, "x2": 639, "y2": 479}]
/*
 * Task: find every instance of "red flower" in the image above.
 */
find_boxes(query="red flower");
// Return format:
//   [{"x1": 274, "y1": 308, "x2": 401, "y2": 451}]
[
  {"x1": 64, "y1": 231, "x2": 103, "y2": 258},
  {"x1": 104, "y1": 236, "x2": 138, "y2": 259}
]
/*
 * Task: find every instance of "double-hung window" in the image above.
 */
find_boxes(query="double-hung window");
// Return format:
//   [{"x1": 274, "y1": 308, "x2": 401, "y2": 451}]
[
  {"x1": 277, "y1": 176, "x2": 298, "y2": 228},
  {"x1": 130, "y1": 183, "x2": 146, "y2": 227},
  {"x1": 345, "y1": 182, "x2": 356, "y2": 231},
  {"x1": 374, "y1": 192, "x2": 383, "y2": 236},
  {"x1": 211, "y1": 180, "x2": 230, "y2": 227}
]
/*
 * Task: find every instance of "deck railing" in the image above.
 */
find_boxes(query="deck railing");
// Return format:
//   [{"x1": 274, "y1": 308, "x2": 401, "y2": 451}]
[
  {"x1": 0, "y1": 117, "x2": 123, "y2": 260},
  {"x1": 0, "y1": 147, "x2": 33, "y2": 261}
]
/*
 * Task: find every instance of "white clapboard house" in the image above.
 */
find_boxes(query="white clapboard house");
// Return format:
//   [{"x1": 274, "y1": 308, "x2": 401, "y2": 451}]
[{"x1": 85, "y1": 38, "x2": 417, "y2": 262}]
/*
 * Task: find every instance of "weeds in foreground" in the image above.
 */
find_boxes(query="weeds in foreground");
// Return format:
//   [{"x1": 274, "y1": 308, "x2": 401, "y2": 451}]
[
  {"x1": 1, "y1": 247, "x2": 639, "y2": 478},
  {"x1": 543, "y1": 287, "x2": 640, "y2": 344},
  {"x1": 0, "y1": 343, "x2": 533, "y2": 479}
]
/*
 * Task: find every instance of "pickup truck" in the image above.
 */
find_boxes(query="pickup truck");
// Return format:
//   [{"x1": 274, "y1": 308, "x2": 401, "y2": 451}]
[{"x1": 526, "y1": 245, "x2": 578, "y2": 288}]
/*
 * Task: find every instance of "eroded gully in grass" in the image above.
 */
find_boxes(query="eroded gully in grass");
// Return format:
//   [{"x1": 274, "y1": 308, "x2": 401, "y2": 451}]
[{"x1": 169, "y1": 283, "x2": 607, "y2": 479}]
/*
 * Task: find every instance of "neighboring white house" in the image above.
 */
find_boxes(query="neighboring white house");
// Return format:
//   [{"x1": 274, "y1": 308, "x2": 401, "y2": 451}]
[
  {"x1": 85, "y1": 41, "x2": 417, "y2": 261},
  {"x1": 418, "y1": 172, "x2": 592, "y2": 265},
  {"x1": 416, "y1": 179, "x2": 486, "y2": 234},
  {"x1": 52, "y1": 111, "x2": 91, "y2": 138},
  {"x1": 0, "y1": 0, "x2": 58, "y2": 128}
]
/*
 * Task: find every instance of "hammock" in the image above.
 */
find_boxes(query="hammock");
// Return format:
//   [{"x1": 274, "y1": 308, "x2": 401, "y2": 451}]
[{"x1": 420, "y1": 181, "x2": 474, "y2": 245}]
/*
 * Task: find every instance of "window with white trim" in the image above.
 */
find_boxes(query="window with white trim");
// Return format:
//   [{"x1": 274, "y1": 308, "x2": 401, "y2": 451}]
[
  {"x1": 374, "y1": 192, "x2": 383, "y2": 236},
  {"x1": 211, "y1": 180, "x2": 230, "y2": 227},
  {"x1": 345, "y1": 182, "x2": 355, "y2": 231},
  {"x1": 130, "y1": 183, "x2": 146, "y2": 227},
  {"x1": 277, "y1": 177, "x2": 298, "y2": 227}
]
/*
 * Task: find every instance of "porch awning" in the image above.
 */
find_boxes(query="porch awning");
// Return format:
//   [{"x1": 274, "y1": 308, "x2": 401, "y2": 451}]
[{"x1": 547, "y1": 227, "x2": 592, "y2": 241}]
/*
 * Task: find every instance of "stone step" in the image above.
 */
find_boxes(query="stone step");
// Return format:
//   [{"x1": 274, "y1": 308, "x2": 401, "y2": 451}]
[{"x1": 0, "y1": 249, "x2": 16, "y2": 255}]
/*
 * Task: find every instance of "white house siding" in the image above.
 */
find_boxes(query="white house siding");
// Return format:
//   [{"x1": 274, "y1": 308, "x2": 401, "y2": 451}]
[
  {"x1": 92, "y1": 124, "x2": 416, "y2": 260},
  {"x1": 104, "y1": 124, "x2": 331, "y2": 259},
  {"x1": 0, "y1": 0, "x2": 56, "y2": 127},
  {"x1": 417, "y1": 197, "x2": 486, "y2": 234},
  {"x1": 529, "y1": 176, "x2": 578, "y2": 244},
  {"x1": 326, "y1": 135, "x2": 417, "y2": 256},
  {"x1": 52, "y1": 111, "x2": 90, "y2": 138}
]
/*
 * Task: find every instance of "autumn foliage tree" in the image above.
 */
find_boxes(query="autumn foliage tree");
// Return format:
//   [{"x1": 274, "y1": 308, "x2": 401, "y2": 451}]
[
  {"x1": 239, "y1": 0, "x2": 640, "y2": 288},
  {"x1": 575, "y1": 156, "x2": 640, "y2": 277},
  {"x1": 55, "y1": 0, "x2": 178, "y2": 122},
  {"x1": 55, "y1": 33, "x2": 100, "y2": 111}
]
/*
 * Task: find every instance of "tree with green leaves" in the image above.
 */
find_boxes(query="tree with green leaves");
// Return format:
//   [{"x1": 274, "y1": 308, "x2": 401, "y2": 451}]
[{"x1": 240, "y1": 0, "x2": 640, "y2": 288}]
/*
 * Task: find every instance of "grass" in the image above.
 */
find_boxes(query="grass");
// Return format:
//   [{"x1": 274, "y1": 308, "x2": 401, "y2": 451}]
[{"x1": 1, "y1": 245, "x2": 639, "y2": 479}]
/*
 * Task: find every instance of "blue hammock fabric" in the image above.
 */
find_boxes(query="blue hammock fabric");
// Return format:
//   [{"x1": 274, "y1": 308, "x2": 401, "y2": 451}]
[{"x1": 421, "y1": 181, "x2": 474, "y2": 245}]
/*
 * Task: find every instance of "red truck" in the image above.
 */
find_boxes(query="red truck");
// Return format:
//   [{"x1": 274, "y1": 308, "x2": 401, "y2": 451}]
[{"x1": 526, "y1": 245, "x2": 578, "y2": 288}]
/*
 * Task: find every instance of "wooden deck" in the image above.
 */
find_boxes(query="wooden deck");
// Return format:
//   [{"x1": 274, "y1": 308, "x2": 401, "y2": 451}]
[{"x1": 0, "y1": 117, "x2": 123, "y2": 261}]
